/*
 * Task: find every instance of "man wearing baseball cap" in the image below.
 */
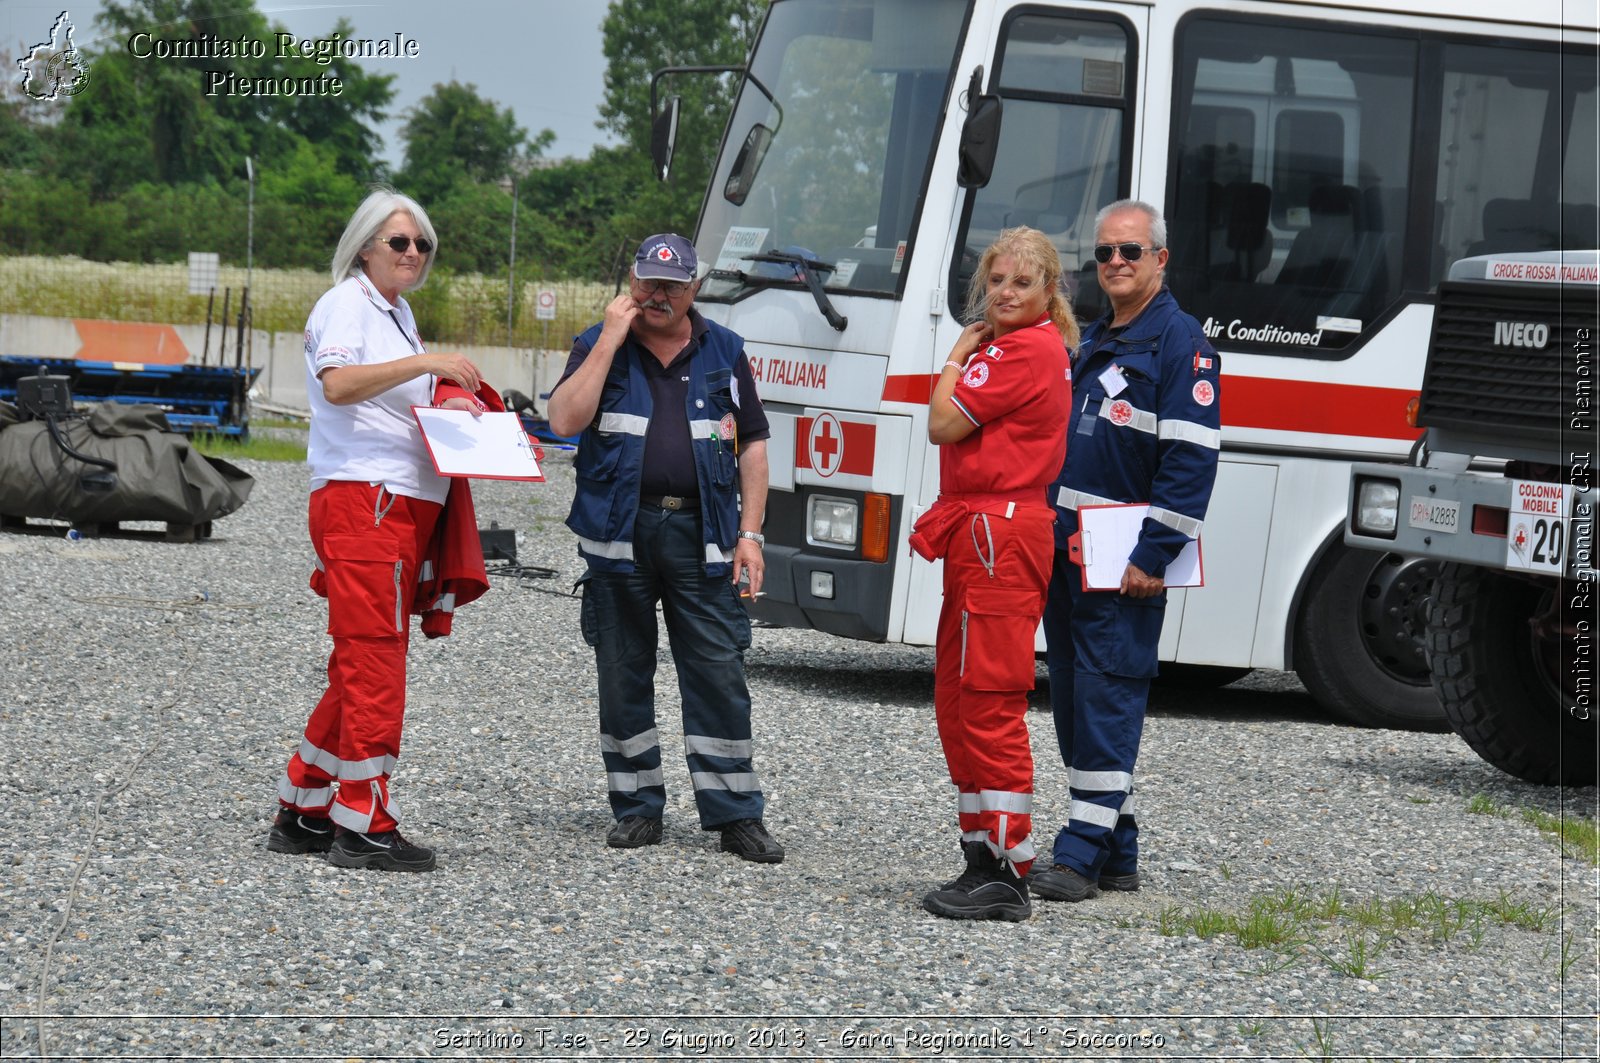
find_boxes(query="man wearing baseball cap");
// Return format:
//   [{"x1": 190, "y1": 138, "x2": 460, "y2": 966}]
[{"x1": 547, "y1": 233, "x2": 783, "y2": 864}]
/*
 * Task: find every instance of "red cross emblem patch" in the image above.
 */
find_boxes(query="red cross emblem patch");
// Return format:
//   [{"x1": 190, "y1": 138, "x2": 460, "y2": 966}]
[
  {"x1": 1192, "y1": 380, "x2": 1215, "y2": 406},
  {"x1": 1108, "y1": 399, "x2": 1134, "y2": 425}
]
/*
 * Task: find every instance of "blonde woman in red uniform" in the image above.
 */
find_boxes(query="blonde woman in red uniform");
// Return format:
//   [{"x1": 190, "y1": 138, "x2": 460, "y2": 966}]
[{"x1": 912, "y1": 226, "x2": 1076, "y2": 921}]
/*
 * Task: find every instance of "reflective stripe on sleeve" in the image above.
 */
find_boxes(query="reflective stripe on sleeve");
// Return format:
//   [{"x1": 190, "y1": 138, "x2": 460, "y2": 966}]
[
  {"x1": 1148, "y1": 506, "x2": 1204, "y2": 538},
  {"x1": 1055, "y1": 487, "x2": 1116, "y2": 510},
  {"x1": 1157, "y1": 418, "x2": 1222, "y2": 449},
  {"x1": 1100, "y1": 402, "x2": 1157, "y2": 434}
]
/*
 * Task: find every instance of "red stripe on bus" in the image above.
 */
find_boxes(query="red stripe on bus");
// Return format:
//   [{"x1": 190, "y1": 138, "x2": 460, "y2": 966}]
[{"x1": 881, "y1": 373, "x2": 1419, "y2": 441}]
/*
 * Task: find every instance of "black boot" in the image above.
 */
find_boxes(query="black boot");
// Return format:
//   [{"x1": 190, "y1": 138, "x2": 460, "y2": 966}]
[{"x1": 922, "y1": 842, "x2": 1031, "y2": 921}]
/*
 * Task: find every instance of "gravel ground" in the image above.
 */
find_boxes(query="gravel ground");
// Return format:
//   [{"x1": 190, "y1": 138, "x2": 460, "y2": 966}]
[{"x1": 1, "y1": 443, "x2": 1596, "y2": 1061}]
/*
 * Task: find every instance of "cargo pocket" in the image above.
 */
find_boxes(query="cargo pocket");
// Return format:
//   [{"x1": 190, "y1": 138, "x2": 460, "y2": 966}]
[
  {"x1": 959, "y1": 584, "x2": 1043, "y2": 692},
  {"x1": 577, "y1": 573, "x2": 599, "y2": 649},
  {"x1": 319, "y1": 533, "x2": 405, "y2": 637}
]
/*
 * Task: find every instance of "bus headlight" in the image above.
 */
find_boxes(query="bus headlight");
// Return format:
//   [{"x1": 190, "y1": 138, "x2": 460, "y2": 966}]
[
  {"x1": 808, "y1": 495, "x2": 859, "y2": 547},
  {"x1": 1352, "y1": 477, "x2": 1400, "y2": 538}
]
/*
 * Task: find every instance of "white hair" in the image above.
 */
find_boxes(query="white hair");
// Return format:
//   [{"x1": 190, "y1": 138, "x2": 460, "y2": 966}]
[
  {"x1": 330, "y1": 187, "x2": 438, "y2": 290},
  {"x1": 1094, "y1": 199, "x2": 1167, "y2": 249}
]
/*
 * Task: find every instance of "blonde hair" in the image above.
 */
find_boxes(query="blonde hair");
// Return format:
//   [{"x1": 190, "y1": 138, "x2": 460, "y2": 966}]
[
  {"x1": 330, "y1": 186, "x2": 438, "y2": 291},
  {"x1": 964, "y1": 226, "x2": 1080, "y2": 348}
]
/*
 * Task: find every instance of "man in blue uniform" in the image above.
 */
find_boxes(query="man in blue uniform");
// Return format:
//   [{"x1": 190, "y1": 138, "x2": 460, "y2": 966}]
[
  {"x1": 1033, "y1": 201, "x2": 1221, "y2": 901},
  {"x1": 547, "y1": 233, "x2": 783, "y2": 863}
]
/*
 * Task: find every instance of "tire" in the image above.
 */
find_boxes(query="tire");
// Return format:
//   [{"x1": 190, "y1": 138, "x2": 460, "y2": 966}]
[
  {"x1": 1293, "y1": 544, "x2": 1450, "y2": 731},
  {"x1": 1428, "y1": 564, "x2": 1596, "y2": 786}
]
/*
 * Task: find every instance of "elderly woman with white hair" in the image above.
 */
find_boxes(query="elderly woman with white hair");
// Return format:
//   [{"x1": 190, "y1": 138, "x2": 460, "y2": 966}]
[{"x1": 267, "y1": 187, "x2": 487, "y2": 873}]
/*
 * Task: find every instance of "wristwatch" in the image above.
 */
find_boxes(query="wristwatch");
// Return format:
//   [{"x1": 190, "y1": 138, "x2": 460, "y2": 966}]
[{"x1": 737, "y1": 530, "x2": 766, "y2": 546}]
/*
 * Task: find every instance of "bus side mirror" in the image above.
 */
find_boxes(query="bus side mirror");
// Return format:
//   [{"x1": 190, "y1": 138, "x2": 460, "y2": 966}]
[
  {"x1": 723, "y1": 123, "x2": 774, "y2": 205},
  {"x1": 957, "y1": 93, "x2": 1003, "y2": 189},
  {"x1": 651, "y1": 95, "x2": 682, "y2": 182}
]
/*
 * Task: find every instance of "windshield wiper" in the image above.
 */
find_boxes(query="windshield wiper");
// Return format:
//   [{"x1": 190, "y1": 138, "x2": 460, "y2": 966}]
[{"x1": 740, "y1": 251, "x2": 848, "y2": 332}]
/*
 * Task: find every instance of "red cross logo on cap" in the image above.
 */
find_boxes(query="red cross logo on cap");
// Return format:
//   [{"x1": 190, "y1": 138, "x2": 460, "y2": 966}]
[{"x1": 657, "y1": 247, "x2": 674, "y2": 261}]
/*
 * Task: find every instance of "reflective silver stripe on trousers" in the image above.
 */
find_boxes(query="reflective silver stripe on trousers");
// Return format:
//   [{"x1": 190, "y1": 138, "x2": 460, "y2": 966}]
[
  {"x1": 277, "y1": 777, "x2": 334, "y2": 809},
  {"x1": 339, "y1": 753, "x2": 398, "y2": 781},
  {"x1": 958, "y1": 789, "x2": 1033, "y2": 814},
  {"x1": 1157, "y1": 418, "x2": 1222, "y2": 449},
  {"x1": 578, "y1": 535, "x2": 634, "y2": 561},
  {"x1": 1100, "y1": 402, "x2": 1158, "y2": 434},
  {"x1": 1148, "y1": 505, "x2": 1204, "y2": 538},
  {"x1": 1069, "y1": 768, "x2": 1133, "y2": 793},
  {"x1": 329, "y1": 780, "x2": 398, "y2": 833},
  {"x1": 597, "y1": 411, "x2": 649, "y2": 436},
  {"x1": 1002, "y1": 835, "x2": 1037, "y2": 865},
  {"x1": 684, "y1": 734, "x2": 754, "y2": 759},
  {"x1": 600, "y1": 728, "x2": 660, "y2": 759},
  {"x1": 1055, "y1": 487, "x2": 1116, "y2": 510},
  {"x1": 297, "y1": 738, "x2": 395, "y2": 781},
  {"x1": 691, "y1": 770, "x2": 762, "y2": 792},
  {"x1": 608, "y1": 768, "x2": 665, "y2": 791},
  {"x1": 961, "y1": 829, "x2": 990, "y2": 844},
  {"x1": 1069, "y1": 798, "x2": 1122, "y2": 830}
]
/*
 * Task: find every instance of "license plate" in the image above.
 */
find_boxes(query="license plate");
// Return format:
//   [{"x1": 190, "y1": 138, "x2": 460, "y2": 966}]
[{"x1": 1408, "y1": 496, "x2": 1460, "y2": 533}]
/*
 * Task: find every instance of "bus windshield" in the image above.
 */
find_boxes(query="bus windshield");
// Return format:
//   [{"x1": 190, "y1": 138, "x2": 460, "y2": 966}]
[{"x1": 696, "y1": 0, "x2": 968, "y2": 302}]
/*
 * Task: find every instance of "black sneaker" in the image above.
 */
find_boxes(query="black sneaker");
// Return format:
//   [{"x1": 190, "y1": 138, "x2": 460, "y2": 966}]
[
  {"x1": 923, "y1": 865, "x2": 1032, "y2": 921},
  {"x1": 606, "y1": 815, "x2": 663, "y2": 849},
  {"x1": 1098, "y1": 869, "x2": 1141, "y2": 892},
  {"x1": 1030, "y1": 863, "x2": 1100, "y2": 902},
  {"x1": 266, "y1": 810, "x2": 334, "y2": 855},
  {"x1": 327, "y1": 828, "x2": 436, "y2": 872},
  {"x1": 719, "y1": 819, "x2": 784, "y2": 863}
]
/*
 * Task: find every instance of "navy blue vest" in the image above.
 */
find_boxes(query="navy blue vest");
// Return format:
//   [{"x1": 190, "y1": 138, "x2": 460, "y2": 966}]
[{"x1": 566, "y1": 320, "x2": 746, "y2": 575}]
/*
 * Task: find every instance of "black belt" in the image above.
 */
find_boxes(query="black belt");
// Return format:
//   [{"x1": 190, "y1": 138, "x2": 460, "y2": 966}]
[{"x1": 641, "y1": 493, "x2": 700, "y2": 511}]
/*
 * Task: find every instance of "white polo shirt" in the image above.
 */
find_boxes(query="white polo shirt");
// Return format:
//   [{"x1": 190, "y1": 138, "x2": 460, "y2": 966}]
[{"x1": 305, "y1": 273, "x2": 449, "y2": 504}]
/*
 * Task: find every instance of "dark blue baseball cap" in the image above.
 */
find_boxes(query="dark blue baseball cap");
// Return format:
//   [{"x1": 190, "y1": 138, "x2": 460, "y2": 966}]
[{"x1": 634, "y1": 233, "x2": 698, "y2": 282}]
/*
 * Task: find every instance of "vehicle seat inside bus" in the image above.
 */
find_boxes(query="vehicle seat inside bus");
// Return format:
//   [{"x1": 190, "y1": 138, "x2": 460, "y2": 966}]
[
  {"x1": 1215, "y1": 180, "x2": 1273, "y2": 282},
  {"x1": 1466, "y1": 197, "x2": 1559, "y2": 256},
  {"x1": 1274, "y1": 183, "x2": 1390, "y2": 324}
]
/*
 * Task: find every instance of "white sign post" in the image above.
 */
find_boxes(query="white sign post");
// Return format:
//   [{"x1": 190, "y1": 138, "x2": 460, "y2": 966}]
[{"x1": 535, "y1": 288, "x2": 557, "y2": 321}]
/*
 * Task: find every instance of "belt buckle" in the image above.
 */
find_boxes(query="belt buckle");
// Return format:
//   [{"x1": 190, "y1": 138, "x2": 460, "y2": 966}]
[{"x1": 661, "y1": 495, "x2": 685, "y2": 510}]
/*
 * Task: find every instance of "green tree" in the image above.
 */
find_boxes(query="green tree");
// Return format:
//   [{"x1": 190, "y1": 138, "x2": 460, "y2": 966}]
[
  {"x1": 395, "y1": 81, "x2": 552, "y2": 203},
  {"x1": 52, "y1": 0, "x2": 393, "y2": 192},
  {"x1": 596, "y1": 0, "x2": 768, "y2": 236}
]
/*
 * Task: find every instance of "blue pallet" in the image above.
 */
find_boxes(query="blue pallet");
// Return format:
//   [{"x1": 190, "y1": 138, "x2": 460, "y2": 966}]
[{"x1": 0, "y1": 356, "x2": 259, "y2": 435}]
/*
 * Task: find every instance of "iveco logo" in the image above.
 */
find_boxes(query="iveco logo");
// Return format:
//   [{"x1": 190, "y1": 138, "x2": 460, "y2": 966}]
[{"x1": 1493, "y1": 321, "x2": 1550, "y2": 348}]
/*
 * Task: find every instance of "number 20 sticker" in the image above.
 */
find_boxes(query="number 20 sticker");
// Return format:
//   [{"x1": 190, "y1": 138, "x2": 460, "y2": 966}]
[{"x1": 1505, "y1": 480, "x2": 1570, "y2": 576}]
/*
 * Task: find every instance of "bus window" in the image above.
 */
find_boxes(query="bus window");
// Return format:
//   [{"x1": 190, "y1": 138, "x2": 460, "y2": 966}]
[
  {"x1": 951, "y1": 13, "x2": 1134, "y2": 322},
  {"x1": 1168, "y1": 19, "x2": 1416, "y2": 354},
  {"x1": 1432, "y1": 43, "x2": 1599, "y2": 284}
]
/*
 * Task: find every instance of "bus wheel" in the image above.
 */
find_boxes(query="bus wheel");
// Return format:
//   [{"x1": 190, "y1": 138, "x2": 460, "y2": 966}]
[
  {"x1": 1294, "y1": 545, "x2": 1449, "y2": 731},
  {"x1": 1428, "y1": 564, "x2": 1594, "y2": 786}
]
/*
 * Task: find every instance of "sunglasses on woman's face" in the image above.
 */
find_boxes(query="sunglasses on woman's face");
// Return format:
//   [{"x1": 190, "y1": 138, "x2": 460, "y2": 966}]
[{"x1": 382, "y1": 235, "x2": 433, "y2": 254}]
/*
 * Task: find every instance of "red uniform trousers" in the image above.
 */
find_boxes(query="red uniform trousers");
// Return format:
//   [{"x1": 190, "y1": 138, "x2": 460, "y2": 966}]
[
  {"x1": 933, "y1": 499, "x2": 1055, "y2": 874},
  {"x1": 278, "y1": 480, "x2": 442, "y2": 834}
]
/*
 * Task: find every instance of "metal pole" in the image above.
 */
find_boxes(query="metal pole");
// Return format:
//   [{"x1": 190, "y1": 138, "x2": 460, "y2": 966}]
[
  {"x1": 507, "y1": 172, "x2": 519, "y2": 347},
  {"x1": 245, "y1": 157, "x2": 254, "y2": 298}
]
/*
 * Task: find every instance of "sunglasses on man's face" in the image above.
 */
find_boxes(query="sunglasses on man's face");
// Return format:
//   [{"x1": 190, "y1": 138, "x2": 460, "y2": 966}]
[
  {"x1": 1094, "y1": 242, "x2": 1157, "y2": 264},
  {"x1": 382, "y1": 235, "x2": 433, "y2": 254}
]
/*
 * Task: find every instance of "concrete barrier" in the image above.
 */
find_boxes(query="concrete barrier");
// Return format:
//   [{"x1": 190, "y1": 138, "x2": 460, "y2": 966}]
[{"x1": 0, "y1": 312, "x2": 573, "y2": 418}]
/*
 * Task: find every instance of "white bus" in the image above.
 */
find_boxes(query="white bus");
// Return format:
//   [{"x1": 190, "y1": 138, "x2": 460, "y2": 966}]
[{"x1": 659, "y1": 0, "x2": 1598, "y2": 730}]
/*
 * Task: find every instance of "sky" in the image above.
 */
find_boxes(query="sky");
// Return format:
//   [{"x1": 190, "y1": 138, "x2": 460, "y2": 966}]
[{"x1": 4, "y1": 0, "x2": 620, "y2": 164}]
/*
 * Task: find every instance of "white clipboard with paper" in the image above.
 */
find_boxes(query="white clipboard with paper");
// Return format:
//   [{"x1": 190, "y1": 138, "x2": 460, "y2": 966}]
[
  {"x1": 1067, "y1": 502, "x2": 1203, "y2": 591},
  {"x1": 413, "y1": 407, "x2": 546, "y2": 481}
]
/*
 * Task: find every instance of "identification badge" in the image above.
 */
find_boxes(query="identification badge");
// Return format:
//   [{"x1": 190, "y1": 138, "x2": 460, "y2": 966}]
[{"x1": 1098, "y1": 364, "x2": 1128, "y2": 397}]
